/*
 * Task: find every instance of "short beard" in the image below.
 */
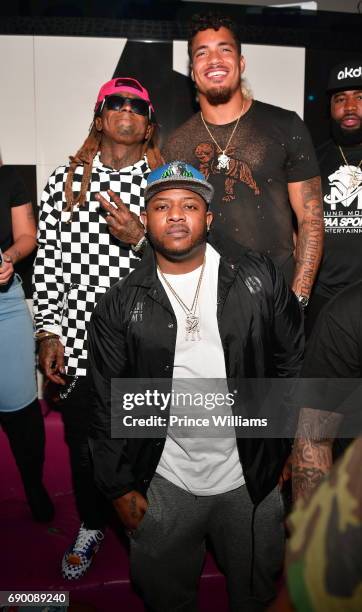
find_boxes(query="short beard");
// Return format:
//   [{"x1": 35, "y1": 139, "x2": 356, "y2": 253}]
[
  {"x1": 146, "y1": 227, "x2": 207, "y2": 262},
  {"x1": 205, "y1": 86, "x2": 232, "y2": 106},
  {"x1": 330, "y1": 118, "x2": 362, "y2": 147}
]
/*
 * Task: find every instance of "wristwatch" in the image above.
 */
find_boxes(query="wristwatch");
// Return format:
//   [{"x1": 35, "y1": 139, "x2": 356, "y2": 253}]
[{"x1": 296, "y1": 294, "x2": 309, "y2": 309}]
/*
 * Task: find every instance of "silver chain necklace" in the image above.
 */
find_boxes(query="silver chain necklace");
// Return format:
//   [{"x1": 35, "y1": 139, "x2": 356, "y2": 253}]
[
  {"x1": 200, "y1": 100, "x2": 245, "y2": 171},
  {"x1": 158, "y1": 257, "x2": 206, "y2": 341},
  {"x1": 338, "y1": 145, "x2": 362, "y2": 191}
]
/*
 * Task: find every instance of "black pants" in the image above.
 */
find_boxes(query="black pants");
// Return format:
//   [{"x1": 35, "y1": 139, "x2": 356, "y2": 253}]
[
  {"x1": 0, "y1": 399, "x2": 45, "y2": 495},
  {"x1": 59, "y1": 375, "x2": 106, "y2": 529},
  {"x1": 304, "y1": 292, "x2": 330, "y2": 341}
]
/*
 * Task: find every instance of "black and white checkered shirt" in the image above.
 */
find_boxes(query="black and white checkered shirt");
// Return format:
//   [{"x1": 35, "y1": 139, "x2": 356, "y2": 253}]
[{"x1": 33, "y1": 153, "x2": 150, "y2": 376}]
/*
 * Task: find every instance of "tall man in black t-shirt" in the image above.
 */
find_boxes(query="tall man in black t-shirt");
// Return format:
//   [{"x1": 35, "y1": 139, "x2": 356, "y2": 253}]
[
  {"x1": 163, "y1": 13, "x2": 323, "y2": 306},
  {"x1": 306, "y1": 59, "x2": 362, "y2": 336}
]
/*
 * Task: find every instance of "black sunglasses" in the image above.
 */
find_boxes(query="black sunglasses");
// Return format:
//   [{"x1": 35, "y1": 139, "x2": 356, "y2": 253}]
[{"x1": 102, "y1": 94, "x2": 151, "y2": 118}]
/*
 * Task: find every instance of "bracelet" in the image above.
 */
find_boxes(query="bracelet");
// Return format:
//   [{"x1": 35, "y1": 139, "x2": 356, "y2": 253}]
[
  {"x1": 35, "y1": 331, "x2": 59, "y2": 342},
  {"x1": 131, "y1": 234, "x2": 147, "y2": 253}
]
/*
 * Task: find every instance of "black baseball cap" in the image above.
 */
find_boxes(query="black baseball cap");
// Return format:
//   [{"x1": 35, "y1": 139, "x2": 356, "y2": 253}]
[{"x1": 327, "y1": 59, "x2": 362, "y2": 93}]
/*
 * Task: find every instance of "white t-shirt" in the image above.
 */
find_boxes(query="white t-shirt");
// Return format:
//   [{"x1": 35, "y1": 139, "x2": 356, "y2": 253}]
[{"x1": 156, "y1": 244, "x2": 244, "y2": 495}]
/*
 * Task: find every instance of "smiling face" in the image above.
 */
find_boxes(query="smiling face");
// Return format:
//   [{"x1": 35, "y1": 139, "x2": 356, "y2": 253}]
[
  {"x1": 190, "y1": 27, "x2": 244, "y2": 106},
  {"x1": 141, "y1": 188, "x2": 213, "y2": 261},
  {"x1": 95, "y1": 92, "x2": 152, "y2": 145}
]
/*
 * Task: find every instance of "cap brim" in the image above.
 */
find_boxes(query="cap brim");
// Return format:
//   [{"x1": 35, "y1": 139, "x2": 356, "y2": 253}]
[
  {"x1": 328, "y1": 85, "x2": 362, "y2": 94},
  {"x1": 145, "y1": 176, "x2": 214, "y2": 206}
]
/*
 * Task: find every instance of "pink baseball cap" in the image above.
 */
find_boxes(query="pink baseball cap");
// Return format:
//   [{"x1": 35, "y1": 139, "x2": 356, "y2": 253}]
[{"x1": 94, "y1": 77, "x2": 155, "y2": 114}]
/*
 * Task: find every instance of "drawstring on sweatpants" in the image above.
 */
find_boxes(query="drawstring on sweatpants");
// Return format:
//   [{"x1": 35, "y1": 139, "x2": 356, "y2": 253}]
[{"x1": 249, "y1": 504, "x2": 257, "y2": 595}]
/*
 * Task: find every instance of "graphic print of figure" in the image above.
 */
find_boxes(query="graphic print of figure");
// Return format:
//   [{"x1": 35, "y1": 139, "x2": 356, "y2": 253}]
[{"x1": 195, "y1": 142, "x2": 260, "y2": 202}]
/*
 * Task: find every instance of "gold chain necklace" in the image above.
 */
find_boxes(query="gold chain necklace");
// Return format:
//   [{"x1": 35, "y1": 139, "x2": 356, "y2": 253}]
[
  {"x1": 338, "y1": 145, "x2": 362, "y2": 191},
  {"x1": 200, "y1": 100, "x2": 245, "y2": 171},
  {"x1": 158, "y1": 257, "x2": 206, "y2": 341}
]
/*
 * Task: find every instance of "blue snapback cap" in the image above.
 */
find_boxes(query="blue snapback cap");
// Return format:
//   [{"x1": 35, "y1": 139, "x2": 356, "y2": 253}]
[{"x1": 144, "y1": 161, "x2": 214, "y2": 207}]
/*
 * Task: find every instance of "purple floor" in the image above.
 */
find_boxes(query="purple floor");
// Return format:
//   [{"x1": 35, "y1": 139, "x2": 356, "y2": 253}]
[{"x1": 0, "y1": 407, "x2": 228, "y2": 611}]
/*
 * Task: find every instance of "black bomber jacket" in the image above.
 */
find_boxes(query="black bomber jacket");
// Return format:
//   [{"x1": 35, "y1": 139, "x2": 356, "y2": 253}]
[{"x1": 88, "y1": 234, "x2": 304, "y2": 506}]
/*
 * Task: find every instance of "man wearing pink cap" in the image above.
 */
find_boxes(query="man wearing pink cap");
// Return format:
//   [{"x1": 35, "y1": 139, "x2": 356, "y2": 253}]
[{"x1": 33, "y1": 77, "x2": 162, "y2": 580}]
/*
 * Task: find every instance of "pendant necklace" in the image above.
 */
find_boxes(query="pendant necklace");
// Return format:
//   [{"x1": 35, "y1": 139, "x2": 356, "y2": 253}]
[
  {"x1": 338, "y1": 145, "x2": 362, "y2": 191},
  {"x1": 200, "y1": 99, "x2": 245, "y2": 171},
  {"x1": 158, "y1": 257, "x2": 206, "y2": 341}
]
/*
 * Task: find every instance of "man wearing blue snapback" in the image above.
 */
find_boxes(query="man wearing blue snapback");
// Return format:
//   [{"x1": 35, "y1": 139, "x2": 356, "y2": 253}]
[{"x1": 88, "y1": 161, "x2": 304, "y2": 611}]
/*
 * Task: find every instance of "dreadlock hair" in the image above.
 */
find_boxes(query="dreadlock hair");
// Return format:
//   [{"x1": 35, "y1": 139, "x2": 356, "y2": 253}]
[
  {"x1": 64, "y1": 113, "x2": 163, "y2": 218},
  {"x1": 187, "y1": 12, "x2": 241, "y2": 63}
]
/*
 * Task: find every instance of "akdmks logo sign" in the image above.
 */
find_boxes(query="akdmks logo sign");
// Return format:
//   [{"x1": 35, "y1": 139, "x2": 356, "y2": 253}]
[{"x1": 338, "y1": 66, "x2": 362, "y2": 80}]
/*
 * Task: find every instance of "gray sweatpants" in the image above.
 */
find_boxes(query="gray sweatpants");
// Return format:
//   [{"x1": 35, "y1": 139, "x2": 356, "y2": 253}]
[{"x1": 129, "y1": 474, "x2": 285, "y2": 612}]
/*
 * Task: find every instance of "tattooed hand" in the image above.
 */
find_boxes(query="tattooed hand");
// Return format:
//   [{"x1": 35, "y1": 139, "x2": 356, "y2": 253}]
[
  {"x1": 38, "y1": 337, "x2": 66, "y2": 385},
  {"x1": 113, "y1": 490, "x2": 148, "y2": 530},
  {"x1": 96, "y1": 190, "x2": 145, "y2": 245},
  {"x1": 291, "y1": 407, "x2": 341, "y2": 502}
]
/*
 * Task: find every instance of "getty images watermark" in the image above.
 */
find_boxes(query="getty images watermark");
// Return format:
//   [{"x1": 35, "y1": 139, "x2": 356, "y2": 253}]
[
  {"x1": 109, "y1": 378, "x2": 300, "y2": 439},
  {"x1": 109, "y1": 378, "x2": 362, "y2": 439},
  {"x1": 121, "y1": 388, "x2": 268, "y2": 429}
]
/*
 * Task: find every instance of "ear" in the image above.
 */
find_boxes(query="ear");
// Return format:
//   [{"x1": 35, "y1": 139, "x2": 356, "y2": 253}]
[
  {"x1": 140, "y1": 211, "x2": 147, "y2": 230},
  {"x1": 206, "y1": 211, "x2": 213, "y2": 230},
  {"x1": 95, "y1": 116, "x2": 103, "y2": 132},
  {"x1": 239, "y1": 55, "x2": 246, "y2": 77},
  {"x1": 144, "y1": 122, "x2": 153, "y2": 142},
  {"x1": 191, "y1": 68, "x2": 195, "y2": 82}
]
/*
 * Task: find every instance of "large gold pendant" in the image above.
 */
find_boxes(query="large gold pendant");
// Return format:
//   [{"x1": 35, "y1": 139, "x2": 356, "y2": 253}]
[{"x1": 185, "y1": 314, "x2": 201, "y2": 341}]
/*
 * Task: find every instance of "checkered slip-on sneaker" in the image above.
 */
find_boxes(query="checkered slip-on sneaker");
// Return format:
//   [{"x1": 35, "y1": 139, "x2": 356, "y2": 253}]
[{"x1": 61, "y1": 523, "x2": 104, "y2": 580}]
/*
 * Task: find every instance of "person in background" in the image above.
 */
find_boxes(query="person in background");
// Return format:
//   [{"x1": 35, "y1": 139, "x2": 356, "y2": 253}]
[
  {"x1": 269, "y1": 436, "x2": 362, "y2": 612},
  {"x1": 33, "y1": 76, "x2": 162, "y2": 580},
  {"x1": 292, "y1": 280, "x2": 362, "y2": 501},
  {"x1": 305, "y1": 59, "x2": 362, "y2": 337},
  {"x1": 0, "y1": 163, "x2": 54, "y2": 523},
  {"x1": 272, "y1": 282, "x2": 362, "y2": 610}
]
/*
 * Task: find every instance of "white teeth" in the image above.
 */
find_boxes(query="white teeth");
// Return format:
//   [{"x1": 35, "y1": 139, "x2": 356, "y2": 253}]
[{"x1": 207, "y1": 71, "x2": 227, "y2": 78}]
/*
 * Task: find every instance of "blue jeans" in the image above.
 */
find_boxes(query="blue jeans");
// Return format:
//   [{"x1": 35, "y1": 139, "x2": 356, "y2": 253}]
[{"x1": 0, "y1": 275, "x2": 37, "y2": 412}]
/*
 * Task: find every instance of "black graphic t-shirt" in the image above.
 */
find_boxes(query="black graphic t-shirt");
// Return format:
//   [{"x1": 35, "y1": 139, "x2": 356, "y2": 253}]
[
  {"x1": 163, "y1": 100, "x2": 319, "y2": 283},
  {"x1": 0, "y1": 166, "x2": 30, "y2": 252},
  {"x1": 314, "y1": 140, "x2": 362, "y2": 298}
]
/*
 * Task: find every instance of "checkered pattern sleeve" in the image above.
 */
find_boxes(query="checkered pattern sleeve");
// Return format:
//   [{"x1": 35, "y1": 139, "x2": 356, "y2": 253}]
[{"x1": 32, "y1": 171, "x2": 65, "y2": 336}]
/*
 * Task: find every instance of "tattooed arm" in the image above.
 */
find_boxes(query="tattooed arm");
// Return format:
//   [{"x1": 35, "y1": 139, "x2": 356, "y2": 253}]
[
  {"x1": 288, "y1": 177, "x2": 324, "y2": 298},
  {"x1": 7, "y1": 202, "x2": 37, "y2": 263},
  {"x1": 292, "y1": 406, "x2": 342, "y2": 502}
]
